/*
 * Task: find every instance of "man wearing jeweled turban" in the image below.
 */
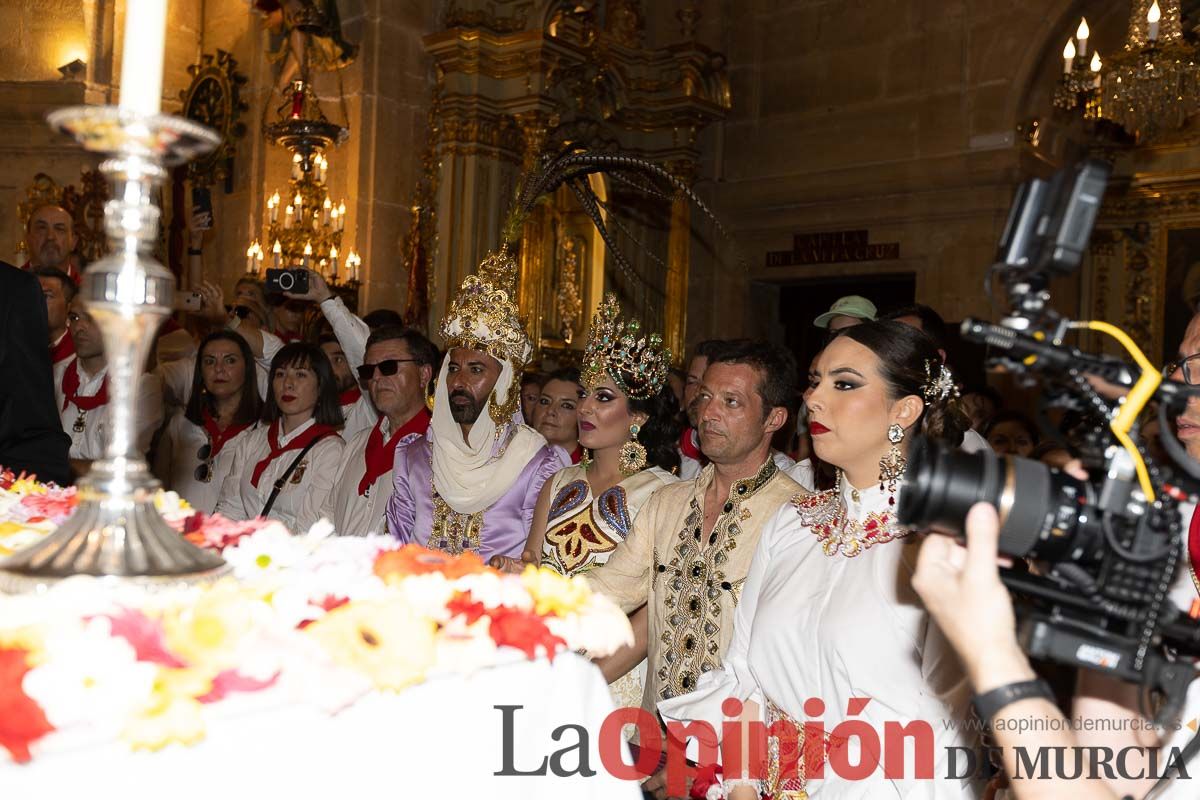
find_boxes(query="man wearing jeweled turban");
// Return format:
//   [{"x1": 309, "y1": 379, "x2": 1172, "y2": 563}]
[{"x1": 385, "y1": 246, "x2": 568, "y2": 561}]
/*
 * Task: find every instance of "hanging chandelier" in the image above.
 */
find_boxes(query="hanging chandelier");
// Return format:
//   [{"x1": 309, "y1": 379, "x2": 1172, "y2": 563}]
[
  {"x1": 1054, "y1": 1, "x2": 1200, "y2": 142},
  {"x1": 246, "y1": 78, "x2": 361, "y2": 284}
]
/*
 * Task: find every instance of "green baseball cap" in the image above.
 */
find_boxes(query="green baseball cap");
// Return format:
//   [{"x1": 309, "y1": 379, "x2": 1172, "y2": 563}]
[{"x1": 813, "y1": 295, "x2": 877, "y2": 328}]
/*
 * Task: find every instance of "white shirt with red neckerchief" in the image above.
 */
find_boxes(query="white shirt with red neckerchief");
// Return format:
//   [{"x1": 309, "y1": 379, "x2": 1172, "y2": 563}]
[
  {"x1": 213, "y1": 418, "x2": 345, "y2": 532},
  {"x1": 54, "y1": 361, "x2": 163, "y2": 461}
]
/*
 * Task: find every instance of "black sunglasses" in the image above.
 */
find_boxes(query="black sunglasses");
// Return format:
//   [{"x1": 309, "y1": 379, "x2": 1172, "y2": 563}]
[
  {"x1": 357, "y1": 358, "x2": 419, "y2": 381},
  {"x1": 1164, "y1": 353, "x2": 1200, "y2": 385},
  {"x1": 194, "y1": 442, "x2": 214, "y2": 483}
]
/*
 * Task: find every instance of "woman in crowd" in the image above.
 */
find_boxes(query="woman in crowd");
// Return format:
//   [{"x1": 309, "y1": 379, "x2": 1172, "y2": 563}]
[
  {"x1": 215, "y1": 342, "x2": 345, "y2": 532},
  {"x1": 155, "y1": 331, "x2": 262, "y2": 512},
  {"x1": 985, "y1": 409, "x2": 1039, "y2": 457},
  {"x1": 534, "y1": 367, "x2": 586, "y2": 464},
  {"x1": 496, "y1": 294, "x2": 681, "y2": 710},
  {"x1": 660, "y1": 320, "x2": 980, "y2": 799}
]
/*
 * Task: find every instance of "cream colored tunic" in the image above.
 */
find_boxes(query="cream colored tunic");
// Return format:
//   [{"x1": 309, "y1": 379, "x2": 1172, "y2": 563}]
[{"x1": 587, "y1": 459, "x2": 801, "y2": 714}]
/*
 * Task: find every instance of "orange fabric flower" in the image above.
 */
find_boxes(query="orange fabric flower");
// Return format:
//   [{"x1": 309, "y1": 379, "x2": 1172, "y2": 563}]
[
  {"x1": 0, "y1": 646, "x2": 55, "y2": 763},
  {"x1": 373, "y1": 545, "x2": 488, "y2": 583}
]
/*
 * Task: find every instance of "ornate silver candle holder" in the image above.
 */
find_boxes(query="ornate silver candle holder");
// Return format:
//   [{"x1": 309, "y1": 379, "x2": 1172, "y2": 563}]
[{"x1": 0, "y1": 107, "x2": 228, "y2": 592}]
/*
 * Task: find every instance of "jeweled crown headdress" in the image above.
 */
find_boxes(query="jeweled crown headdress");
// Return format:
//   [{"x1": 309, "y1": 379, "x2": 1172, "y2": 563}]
[
  {"x1": 439, "y1": 242, "x2": 532, "y2": 368},
  {"x1": 580, "y1": 293, "x2": 670, "y2": 400}
]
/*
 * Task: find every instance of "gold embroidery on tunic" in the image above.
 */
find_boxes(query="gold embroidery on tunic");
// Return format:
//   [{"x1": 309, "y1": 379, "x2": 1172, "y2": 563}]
[{"x1": 656, "y1": 460, "x2": 778, "y2": 700}]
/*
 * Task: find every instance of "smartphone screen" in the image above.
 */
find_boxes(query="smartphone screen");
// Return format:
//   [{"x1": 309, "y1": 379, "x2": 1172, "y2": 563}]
[{"x1": 191, "y1": 186, "x2": 213, "y2": 229}]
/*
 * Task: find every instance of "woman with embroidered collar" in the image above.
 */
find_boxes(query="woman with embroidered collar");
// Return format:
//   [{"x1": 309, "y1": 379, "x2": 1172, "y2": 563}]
[
  {"x1": 660, "y1": 320, "x2": 982, "y2": 799},
  {"x1": 494, "y1": 293, "x2": 682, "y2": 708},
  {"x1": 215, "y1": 342, "x2": 345, "y2": 532},
  {"x1": 154, "y1": 331, "x2": 262, "y2": 512}
]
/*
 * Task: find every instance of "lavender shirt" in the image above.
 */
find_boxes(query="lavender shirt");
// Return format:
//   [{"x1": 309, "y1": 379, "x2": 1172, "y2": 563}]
[{"x1": 386, "y1": 430, "x2": 568, "y2": 562}]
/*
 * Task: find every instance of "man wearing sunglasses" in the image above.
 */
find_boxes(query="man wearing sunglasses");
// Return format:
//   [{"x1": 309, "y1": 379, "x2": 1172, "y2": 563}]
[
  {"x1": 322, "y1": 325, "x2": 438, "y2": 535},
  {"x1": 385, "y1": 253, "x2": 567, "y2": 562}
]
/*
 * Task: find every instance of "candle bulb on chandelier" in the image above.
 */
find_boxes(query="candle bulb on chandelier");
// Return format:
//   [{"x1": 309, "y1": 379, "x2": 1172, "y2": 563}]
[
  {"x1": 291, "y1": 153, "x2": 302, "y2": 180},
  {"x1": 330, "y1": 206, "x2": 339, "y2": 229},
  {"x1": 323, "y1": 197, "x2": 332, "y2": 226},
  {"x1": 245, "y1": 243, "x2": 257, "y2": 274},
  {"x1": 1148, "y1": 0, "x2": 1161, "y2": 42},
  {"x1": 1063, "y1": 39, "x2": 1076, "y2": 74},
  {"x1": 330, "y1": 245, "x2": 339, "y2": 281},
  {"x1": 284, "y1": 205, "x2": 293, "y2": 229},
  {"x1": 272, "y1": 240, "x2": 282, "y2": 269},
  {"x1": 318, "y1": 156, "x2": 327, "y2": 184},
  {"x1": 338, "y1": 201, "x2": 346, "y2": 231},
  {"x1": 1076, "y1": 17, "x2": 1089, "y2": 56},
  {"x1": 302, "y1": 241, "x2": 313, "y2": 270},
  {"x1": 1090, "y1": 51, "x2": 1102, "y2": 88}
]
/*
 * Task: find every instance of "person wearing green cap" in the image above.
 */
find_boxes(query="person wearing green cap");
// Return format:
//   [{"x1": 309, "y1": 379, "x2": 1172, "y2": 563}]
[{"x1": 813, "y1": 294, "x2": 877, "y2": 331}]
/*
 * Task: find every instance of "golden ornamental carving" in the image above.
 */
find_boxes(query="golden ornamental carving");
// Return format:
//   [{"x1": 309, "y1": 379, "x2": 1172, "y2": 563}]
[
  {"x1": 17, "y1": 171, "x2": 110, "y2": 265},
  {"x1": 180, "y1": 50, "x2": 249, "y2": 186}
]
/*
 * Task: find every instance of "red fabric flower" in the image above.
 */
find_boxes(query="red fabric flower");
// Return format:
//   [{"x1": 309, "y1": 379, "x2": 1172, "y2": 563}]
[
  {"x1": 197, "y1": 669, "x2": 280, "y2": 704},
  {"x1": 446, "y1": 591, "x2": 488, "y2": 625},
  {"x1": 0, "y1": 646, "x2": 55, "y2": 763},
  {"x1": 98, "y1": 607, "x2": 186, "y2": 668},
  {"x1": 486, "y1": 607, "x2": 565, "y2": 661},
  {"x1": 690, "y1": 763, "x2": 722, "y2": 799}
]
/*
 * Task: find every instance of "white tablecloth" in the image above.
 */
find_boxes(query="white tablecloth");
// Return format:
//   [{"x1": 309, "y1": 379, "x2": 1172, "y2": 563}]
[{"x1": 5, "y1": 653, "x2": 643, "y2": 800}]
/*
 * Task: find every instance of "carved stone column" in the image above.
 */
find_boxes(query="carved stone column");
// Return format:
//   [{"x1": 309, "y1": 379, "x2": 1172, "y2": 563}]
[{"x1": 665, "y1": 156, "x2": 698, "y2": 366}]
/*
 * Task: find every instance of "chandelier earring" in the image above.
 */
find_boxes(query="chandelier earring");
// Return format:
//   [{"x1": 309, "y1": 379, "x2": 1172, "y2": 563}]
[
  {"x1": 878, "y1": 423, "x2": 907, "y2": 506},
  {"x1": 618, "y1": 422, "x2": 648, "y2": 476}
]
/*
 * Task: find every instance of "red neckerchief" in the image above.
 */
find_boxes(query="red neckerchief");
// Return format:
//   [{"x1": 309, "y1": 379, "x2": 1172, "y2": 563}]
[
  {"x1": 50, "y1": 331, "x2": 75, "y2": 365},
  {"x1": 358, "y1": 408, "x2": 430, "y2": 495},
  {"x1": 1188, "y1": 505, "x2": 1200, "y2": 596},
  {"x1": 200, "y1": 409, "x2": 252, "y2": 460},
  {"x1": 339, "y1": 385, "x2": 362, "y2": 406},
  {"x1": 679, "y1": 426, "x2": 706, "y2": 464},
  {"x1": 61, "y1": 359, "x2": 108, "y2": 412},
  {"x1": 250, "y1": 420, "x2": 338, "y2": 488},
  {"x1": 569, "y1": 444, "x2": 584, "y2": 464}
]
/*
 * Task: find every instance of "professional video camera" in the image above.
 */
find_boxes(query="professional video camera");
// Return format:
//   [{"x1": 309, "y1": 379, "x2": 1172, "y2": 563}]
[{"x1": 896, "y1": 159, "x2": 1200, "y2": 729}]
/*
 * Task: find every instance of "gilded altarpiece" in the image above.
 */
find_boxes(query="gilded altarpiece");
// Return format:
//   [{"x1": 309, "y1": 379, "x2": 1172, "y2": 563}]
[
  {"x1": 421, "y1": 0, "x2": 728, "y2": 363},
  {"x1": 1083, "y1": 181, "x2": 1200, "y2": 365}
]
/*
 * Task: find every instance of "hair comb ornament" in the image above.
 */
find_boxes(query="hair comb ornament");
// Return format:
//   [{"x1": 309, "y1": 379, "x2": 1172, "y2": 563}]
[
  {"x1": 922, "y1": 359, "x2": 959, "y2": 403},
  {"x1": 580, "y1": 293, "x2": 670, "y2": 400}
]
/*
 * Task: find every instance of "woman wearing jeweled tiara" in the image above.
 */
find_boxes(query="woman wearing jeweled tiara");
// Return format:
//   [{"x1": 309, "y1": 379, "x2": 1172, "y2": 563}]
[
  {"x1": 495, "y1": 293, "x2": 682, "y2": 707},
  {"x1": 660, "y1": 321, "x2": 982, "y2": 800}
]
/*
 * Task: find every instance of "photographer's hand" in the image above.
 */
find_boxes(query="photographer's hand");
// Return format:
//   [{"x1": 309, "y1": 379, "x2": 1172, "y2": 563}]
[{"x1": 282, "y1": 269, "x2": 334, "y2": 304}]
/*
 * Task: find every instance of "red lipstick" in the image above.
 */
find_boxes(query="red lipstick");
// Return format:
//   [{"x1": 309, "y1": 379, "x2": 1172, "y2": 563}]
[{"x1": 809, "y1": 421, "x2": 830, "y2": 435}]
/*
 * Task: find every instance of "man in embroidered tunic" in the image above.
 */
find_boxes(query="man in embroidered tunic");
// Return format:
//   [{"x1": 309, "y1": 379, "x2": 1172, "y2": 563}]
[
  {"x1": 386, "y1": 245, "x2": 566, "y2": 561},
  {"x1": 588, "y1": 340, "x2": 803, "y2": 716}
]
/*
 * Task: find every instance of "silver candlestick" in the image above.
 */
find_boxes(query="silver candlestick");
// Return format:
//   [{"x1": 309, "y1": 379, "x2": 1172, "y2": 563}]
[{"x1": 0, "y1": 107, "x2": 228, "y2": 591}]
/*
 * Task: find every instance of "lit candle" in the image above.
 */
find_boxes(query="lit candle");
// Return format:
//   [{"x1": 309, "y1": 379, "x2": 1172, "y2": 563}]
[
  {"x1": 15, "y1": 247, "x2": 28, "y2": 266},
  {"x1": 1063, "y1": 39, "x2": 1076, "y2": 74},
  {"x1": 337, "y1": 202, "x2": 346, "y2": 231},
  {"x1": 323, "y1": 197, "x2": 332, "y2": 226},
  {"x1": 312, "y1": 213, "x2": 319, "y2": 232},
  {"x1": 118, "y1": 0, "x2": 167, "y2": 116},
  {"x1": 294, "y1": 192, "x2": 303, "y2": 210},
  {"x1": 302, "y1": 241, "x2": 313, "y2": 270},
  {"x1": 330, "y1": 207, "x2": 339, "y2": 229},
  {"x1": 256, "y1": 247, "x2": 264, "y2": 274},
  {"x1": 1090, "y1": 52, "x2": 1102, "y2": 88},
  {"x1": 317, "y1": 156, "x2": 327, "y2": 184},
  {"x1": 246, "y1": 243, "x2": 257, "y2": 273},
  {"x1": 272, "y1": 240, "x2": 282, "y2": 269},
  {"x1": 284, "y1": 205, "x2": 293, "y2": 229},
  {"x1": 267, "y1": 194, "x2": 278, "y2": 224},
  {"x1": 292, "y1": 153, "x2": 302, "y2": 180},
  {"x1": 330, "y1": 246, "x2": 339, "y2": 281},
  {"x1": 1148, "y1": 0, "x2": 1161, "y2": 42},
  {"x1": 1076, "y1": 17, "x2": 1089, "y2": 57}
]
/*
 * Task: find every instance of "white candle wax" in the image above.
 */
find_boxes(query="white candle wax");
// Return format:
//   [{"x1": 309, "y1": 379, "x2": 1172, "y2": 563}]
[{"x1": 118, "y1": 0, "x2": 167, "y2": 115}]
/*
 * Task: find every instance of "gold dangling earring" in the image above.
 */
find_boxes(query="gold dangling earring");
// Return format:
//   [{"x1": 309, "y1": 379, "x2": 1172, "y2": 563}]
[
  {"x1": 878, "y1": 423, "x2": 907, "y2": 507},
  {"x1": 618, "y1": 422, "x2": 648, "y2": 476},
  {"x1": 580, "y1": 448, "x2": 593, "y2": 469}
]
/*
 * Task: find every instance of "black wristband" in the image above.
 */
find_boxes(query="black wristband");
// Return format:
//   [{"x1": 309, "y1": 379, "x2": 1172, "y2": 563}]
[
  {"x1": 972, "y1": 678, "x2": 1054, "y2": 727},
  {"x1": 187, "y1": 248, "x2": 202, "y2": 255}
]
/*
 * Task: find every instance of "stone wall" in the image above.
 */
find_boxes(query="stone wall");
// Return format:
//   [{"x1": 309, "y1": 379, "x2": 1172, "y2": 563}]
[{"x1": 671, "y1": 0, "x2": 1098, "y2": 350}]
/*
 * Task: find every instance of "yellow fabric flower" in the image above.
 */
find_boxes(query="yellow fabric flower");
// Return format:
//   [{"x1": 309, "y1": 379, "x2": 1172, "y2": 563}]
[
  {"x1": 305, "y1": 594, "x2": 436, "y2": 692},
  {"x1": 162, "y1": 583, "x2": 257, "y2": 671},
  {"x1": 122, "y1": 667, "x2": 211, "y2": 751},
  {"x1": 520, "y1": 565, "x2": 591, "y2": 617}
]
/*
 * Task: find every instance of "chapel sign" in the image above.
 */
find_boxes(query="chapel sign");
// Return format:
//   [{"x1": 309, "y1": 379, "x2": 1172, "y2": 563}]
[{"x1": 766, "y1": 229, "x2": 900, "y2": 267}]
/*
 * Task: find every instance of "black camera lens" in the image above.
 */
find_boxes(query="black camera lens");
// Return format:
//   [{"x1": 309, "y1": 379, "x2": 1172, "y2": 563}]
[
  {"x1": 278, "y1": 271, "x2": 295, "y2": 292},
  {"x1": 898, "y1": 436, "x2": 1095, "y2": 561}
]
